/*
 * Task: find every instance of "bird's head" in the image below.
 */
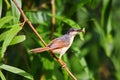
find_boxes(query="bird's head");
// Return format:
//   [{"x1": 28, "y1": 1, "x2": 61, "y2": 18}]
[{"x1": 67, "y1": 28, "x2": 85, "y2": 36}]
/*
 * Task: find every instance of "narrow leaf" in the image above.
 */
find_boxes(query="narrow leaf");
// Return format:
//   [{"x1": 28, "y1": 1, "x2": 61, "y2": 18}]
[
  {"x1": 74, "y1": 48, "x2": 89, "y2": 76},
  {"x1": 0, "y1": 16, "x2": 14, "y2": 28},
  {"x1": 0, "y1": 64, "x2": 33, "y2": 80},
  {"x1": 107, "y1": 13, "x2": 112, "y2": 35},
  {"x1": 1, "y1": 26, "x2": 22, "y2": 58},
  {"x1": 2, "y1": 23, "x2": 20, "y2": 29},
  {"x1": 79, "y1": 57, "x2": 89, "y2": 75},
  {"x1": 9, "y1": 35, "x2": 26, "y2": 46},
  {"x1": 101, "y1": 0, "x2": 112, "y2": 29},
  {"x1": 0, "y1": 24, "x2": 20, "y2": 42},
  {"x1": 68, "y1": 0, "x2": 90, "y2": 16},
  {"x1": 10, "y1": 0, "x2": 21, "y2": 24},
  {"x1": 0, "y1": 0, "x2": 2, "y2": 18},
  {"x1": 0, "y1": 70, "x2": 6, "y2": 80},
  {"x1": 55, "y1": 16, "x2": 80, "y2": 28},
  {"x1": 4, "y1": 0, "x2": 11, "y2": 9},
  {"x1": 0, "y1": 31, "x2": 8, "y2": 42}
]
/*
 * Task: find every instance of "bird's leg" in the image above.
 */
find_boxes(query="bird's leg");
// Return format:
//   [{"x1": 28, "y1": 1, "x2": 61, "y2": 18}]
[
  {"x1": 58, "y1": 54, "x2": 66, "y2": 68},
  {"x1": 57, "y1": 58, "x2": 66, "y2": 68},
  {"x1": 59, "y1": 54, "x2": 62, "y2": 59}
]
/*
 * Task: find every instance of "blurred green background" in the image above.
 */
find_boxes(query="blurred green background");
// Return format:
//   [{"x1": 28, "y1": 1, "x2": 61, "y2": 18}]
[{"x1": 0, "y1": 0, "x2": 120, "y2": 80}]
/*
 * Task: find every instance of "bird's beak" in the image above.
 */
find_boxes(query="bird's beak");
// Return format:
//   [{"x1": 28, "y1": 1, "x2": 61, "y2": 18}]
[{"x1": 77, "y1": 28, "x2": 85, "y2": 34}]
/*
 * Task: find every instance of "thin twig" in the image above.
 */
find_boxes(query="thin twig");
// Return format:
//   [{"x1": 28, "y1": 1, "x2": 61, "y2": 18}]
[
  {"x1": 50, "y1": 0, "x2": 55, "y2": 40},
  {"x1": 65, "y1": 67, "x2": 77, "y2": 80},
  {"x1": 57, "y1": 59, "x2": 77, "y2": 80},
  {"x1": 13, "y1": 0, "x2": 47, "y2": 46},
  {"x1": 13, "y1": 0, "x2": 77, "y2": 80}
]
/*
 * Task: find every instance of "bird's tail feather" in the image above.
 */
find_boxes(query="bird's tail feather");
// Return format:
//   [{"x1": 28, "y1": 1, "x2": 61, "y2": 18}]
[{"x1": 30, "y1": 47, "x2": 50, "y2": 53}]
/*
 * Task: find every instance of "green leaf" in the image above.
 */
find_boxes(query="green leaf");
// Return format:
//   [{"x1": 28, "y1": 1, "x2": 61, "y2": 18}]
[
  {"x1": 0, "y1": 16, "x2": 14, "y2": 28},
  {"x1": 4, "y1": 0, "x2": 10, "y2": 9},
  {"x1": 10, "y1": 0, "x2": 21, "y2": 24},
  {"x1": 89, "y1": 0, "x2": 100, "y2": 9},
  {"x1": 0, "y1": 31, "x2": 8, "y2": 42},
  {"x1": 0, "y1": 70, "x2": 6, "y2": 80},
  {"x1": 0, "y1": 64, "x2": 33, "y2": 80},
  {"x1": 26, "y1": 11, "x2": 45, "y2": 24},
  {"x1": 79, "y1": 57, "x2": 89, "y2": 75},
  {"x1": 74, "y1": 48, "x2": 89, "y2": 76},
  {"x1": 106, "y1": 12, "x2": 112, "y2": 35},
  {"x1": 9, "y1": 35, "x2": 26, "y2": 45},
  {"x1": 47, "y1": 14, "x2": 80, "y2": 28},
  {"x1": 1, "y1": 25, "x2": 22, "y2": 58},
  {"x1": 0, "y1": 24, "x2": 20, "y2": 42},
  {"x1": 2, "y1": 23, "x2": 20, "y2": 29},
  {"x1": 41, "y1": 57, "x2": 54, "y2": 70},
  {"x1": 103, "y1": 14, "x2": 113, "y2": 57},
  {"x1": 56, "y1": 16, "x2": 80, "y2": 28},
  {"x1": 0, "y1": 0, "x2": 2, "y2": 18},
  {"x1": 91, "y1": 18, "x2": 105, "y2": 38},
  {"x1": 100, "y1": 0, "x2": 113, "y2": 57},
  {"x1": 71, "y1": 48, "x2": 90, "y2": 79},
  {"x1": 101, "y1": 0, "x2": 112, "y2": 29},
  {"x1": 68, "y1": 0, "x2": 90, "y2": 16}
]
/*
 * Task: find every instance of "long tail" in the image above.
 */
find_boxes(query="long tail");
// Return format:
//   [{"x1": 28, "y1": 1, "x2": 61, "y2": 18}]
[{"x1": 30, "y1": 47, "x2": 51, "y2": 53}]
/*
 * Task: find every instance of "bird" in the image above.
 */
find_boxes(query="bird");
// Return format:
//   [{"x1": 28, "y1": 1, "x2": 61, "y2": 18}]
[{"x1": 30, "y1": 28, "x2": 85, "y2": 59}]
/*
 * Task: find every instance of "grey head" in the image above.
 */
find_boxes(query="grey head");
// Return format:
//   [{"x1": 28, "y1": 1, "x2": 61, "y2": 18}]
[
  {"x1": 67, "y1": 28, "x2": 85, "y2": 34},
  {"x1": 67, "y1": 28, "x2": 82, "y2": 36},
  {"x1": 67, "y1": 28, "x2": 80, "y2": 33}
]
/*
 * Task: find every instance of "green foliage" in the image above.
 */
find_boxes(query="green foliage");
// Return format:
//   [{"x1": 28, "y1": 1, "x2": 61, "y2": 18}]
[
  {"x1": 0, "y1": 70, "x2": 6, "y2": 80},
  {"x1": 0, "y1": 16, "x2": 14, "y2": 28},
  {"x1": 0, "y1": 64, "x2": 33, "y2": 80},
  {"x1": 10, "y1": 0, "x2": 21, "y2": 24},
  {"x1": 0, "y1": 0, "x2": 2, "y2": 18},
  {"x1": 0, "y1": 0, "x2": 120, "y2": 80},
  {"x1": 9, "y1": 35, "x2": 26, "y2": 46},
  {"x1": 1, "y1": 24, "x2": 22, "y2": 57}
]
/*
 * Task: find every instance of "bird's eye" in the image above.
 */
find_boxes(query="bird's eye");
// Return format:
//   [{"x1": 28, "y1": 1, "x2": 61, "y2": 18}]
[{"x1": 71, "y1": 29, "x2": 75, "y2": 31}]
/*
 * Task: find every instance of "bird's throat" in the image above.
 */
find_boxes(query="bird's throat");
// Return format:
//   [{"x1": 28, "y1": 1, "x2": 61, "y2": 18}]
[{"x1": 69, "y1": 35, "x2": 75, "y2": 47}]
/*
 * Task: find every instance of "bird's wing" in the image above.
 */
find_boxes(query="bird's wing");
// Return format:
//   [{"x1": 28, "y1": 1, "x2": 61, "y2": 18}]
[{"x1": 48, "y1": 38, "x2": 69, "y2": 49}]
